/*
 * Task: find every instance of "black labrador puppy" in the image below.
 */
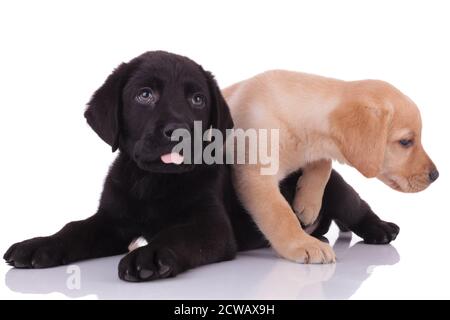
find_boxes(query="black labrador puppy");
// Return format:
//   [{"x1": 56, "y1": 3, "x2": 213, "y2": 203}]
[{"x1": 3, "y1": 51, "x2": 399, "y2": 281}]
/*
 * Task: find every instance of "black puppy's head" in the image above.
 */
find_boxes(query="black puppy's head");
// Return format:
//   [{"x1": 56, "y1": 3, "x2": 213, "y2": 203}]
[{"x1": 84, "y1": 51, "x2": 233, "y2": 173}]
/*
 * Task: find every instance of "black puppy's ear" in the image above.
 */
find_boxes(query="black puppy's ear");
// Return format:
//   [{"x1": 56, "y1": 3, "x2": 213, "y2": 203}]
[
  {"x1": 204, "y1": 71, "x2": 234, "y2": 136},
  {"x1": 84, "y1": 61, "x2": 137, "y2": 152}
]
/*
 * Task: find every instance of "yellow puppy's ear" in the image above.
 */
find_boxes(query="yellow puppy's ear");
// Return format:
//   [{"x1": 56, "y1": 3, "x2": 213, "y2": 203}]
[{"x1": 331, "y1": 103, "x2": 392, "y2": 178}]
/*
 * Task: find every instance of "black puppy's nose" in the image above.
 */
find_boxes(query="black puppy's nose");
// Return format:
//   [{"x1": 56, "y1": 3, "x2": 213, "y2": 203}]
[
  {"x1": 429, "y1": 169, "x2": 439, "y2": 183},
  {"x1": 163, "y1": 123, "x2": 189, "y2": 140}
]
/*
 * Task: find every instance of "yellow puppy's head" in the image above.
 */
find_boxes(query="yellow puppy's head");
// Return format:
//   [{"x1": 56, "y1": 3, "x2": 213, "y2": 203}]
[{"x1": 331, "y1": 80, "x2": 438, "y2": 193}]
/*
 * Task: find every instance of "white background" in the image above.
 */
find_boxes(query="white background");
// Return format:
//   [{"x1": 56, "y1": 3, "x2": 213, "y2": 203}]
[{"x1": 0, "y1": 0, "x2": 449, "y2": 299}]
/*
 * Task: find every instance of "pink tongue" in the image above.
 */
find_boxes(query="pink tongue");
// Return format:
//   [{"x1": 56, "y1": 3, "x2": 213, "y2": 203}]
[{"x1": 160, "y1": 153, "x2": 184, "y2": 165}]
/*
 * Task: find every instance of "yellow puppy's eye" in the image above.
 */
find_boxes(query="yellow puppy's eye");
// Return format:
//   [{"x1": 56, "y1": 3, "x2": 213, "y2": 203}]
[{"x1": 399, "y1": 139, "x2": 413, "y2": 147}]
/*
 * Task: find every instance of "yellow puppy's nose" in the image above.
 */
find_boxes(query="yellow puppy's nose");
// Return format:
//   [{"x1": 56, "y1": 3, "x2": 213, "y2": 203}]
[{"x1": 428, "y1": 168, "x2": 439, "y2": 183}]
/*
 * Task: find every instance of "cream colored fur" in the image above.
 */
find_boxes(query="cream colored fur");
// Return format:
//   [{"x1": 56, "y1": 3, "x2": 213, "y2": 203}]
[{"x1": 223, "y1": 70, "x2": 436, "y2": 264}]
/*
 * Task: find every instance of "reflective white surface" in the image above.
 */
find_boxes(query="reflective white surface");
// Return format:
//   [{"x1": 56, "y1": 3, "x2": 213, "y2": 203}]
[
  {"x1": 0, "y1": 225, "x2": 424, "y2": 300},
  {"x1": 3, "y1": 209, "x2": 450, "y2": 300}
]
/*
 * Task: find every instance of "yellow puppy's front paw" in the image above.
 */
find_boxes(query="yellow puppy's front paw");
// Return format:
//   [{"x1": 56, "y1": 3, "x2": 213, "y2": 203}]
[
  {"x1": 293, "y1": 194, "x2": 322, "y2": 226},
  {"x1": 279, "y1": 237, "x2": 336, "y2": 264}
]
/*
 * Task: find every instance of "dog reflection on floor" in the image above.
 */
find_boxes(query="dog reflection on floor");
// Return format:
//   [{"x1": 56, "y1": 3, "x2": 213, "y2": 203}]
[
  {"x1": 4, "y1": 231, "x2": 400, "y2": 299},
  {"x1": 245, "y1": 232, "x2": 400, "y2": 299}
]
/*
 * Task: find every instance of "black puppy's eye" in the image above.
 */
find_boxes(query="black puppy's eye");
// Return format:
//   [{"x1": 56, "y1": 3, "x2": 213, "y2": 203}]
[
  {"x1": 191, "y1": 93, "x2": 206, "y2": 108},
  {"x1": 136, "y1": 87, "x2": 156, "y2": 104},
  {"x1": 399, "y1": 139, "x2": 413, "y2": 147}
]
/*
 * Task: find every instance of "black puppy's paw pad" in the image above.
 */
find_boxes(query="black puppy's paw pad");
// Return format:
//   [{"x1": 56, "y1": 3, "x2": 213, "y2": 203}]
[
  {"x1": 362, "y1": 221, "x2": 400, "y2": 245},
  {"x1": 118, "y1": 246, "x2": 178, "y2": 282},
  {"x1": 3, "y1": 238, "x2": 65, "y2": 269},
  {"x1": 157, "y1": 260, "x2": 171, "y2": 276},
  {"x1": 123, "y1": 269, "x2": 139, "y2": 282},
  {"x1": 138, "y1": 268, "x2": 154, "y2": 280}
]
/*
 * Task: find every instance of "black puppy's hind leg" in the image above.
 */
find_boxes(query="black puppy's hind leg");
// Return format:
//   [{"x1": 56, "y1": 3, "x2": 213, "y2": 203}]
[
  {"x1": 118, "y1": 207, "x2": 237, "y2": 282},
  {"x1": 4, "y1": 212, "x2": 132, "y2": 268},
  {"x1": 318, "y1": 170, "x2": 400, "y2": 244}
]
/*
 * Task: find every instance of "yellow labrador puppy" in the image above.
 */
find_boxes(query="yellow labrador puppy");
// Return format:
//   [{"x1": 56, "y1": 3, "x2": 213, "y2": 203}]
[{"x1": 223, "y1": 70, "x2": 438, "y2": 264}]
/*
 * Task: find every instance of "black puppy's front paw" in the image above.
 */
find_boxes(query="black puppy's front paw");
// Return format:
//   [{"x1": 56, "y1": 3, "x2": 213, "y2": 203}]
[
  {"x1": 118, "y1": 246, "x2": 179, "y2": 282},
  {"x1": 3, "y1": 237, "x2": 66, "y2": 268},
  {"x1": 359, "y1": 220, "x2": 400, "y2": 244}
]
